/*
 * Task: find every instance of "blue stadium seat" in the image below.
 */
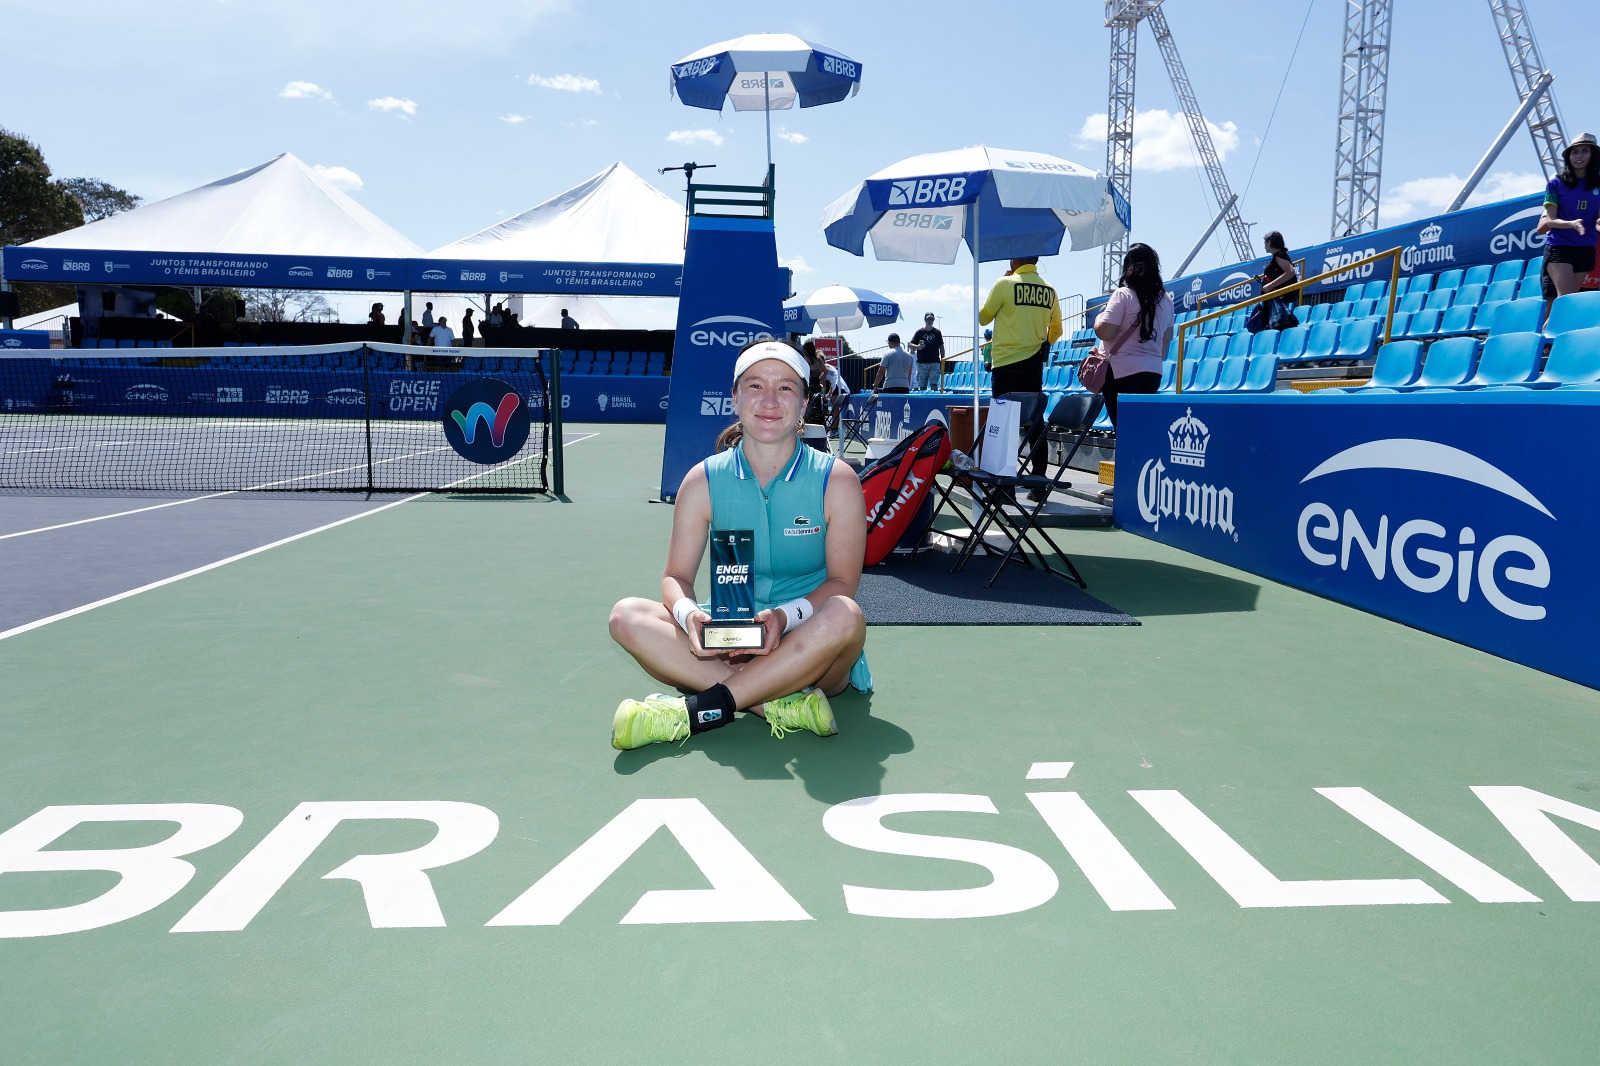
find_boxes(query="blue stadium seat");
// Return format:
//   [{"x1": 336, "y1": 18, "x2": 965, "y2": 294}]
[
  {"x1": 1481, "y1": 279, "x2": 1518, "y2": 306},
  {"x1": 1249, "y1": 330, "x2": 1279, "y2": 357},
  {"x1": 1516, "y1": 275, "x2": 1543, "y2": 300},
  {"x1": 1158, "y1": 360, "x2": 1177, "y2": 392},
  {"x1": 1489, "y1": 260, "x2": 1523, "y2": 287},
  {"x1": 1397, "y1": 292, "x2": 1427, "y2": 315},
  {"x1": 1542, "y1": 291, "x2": 1600, "y2": 341},
  {"x1": 1402, "y1": 273, "x2": 1434, "y2": 295},
  {"x1": 1305, "y1": 303, "x2": 1333, "y2": 323},
  {"x1": 1404, "y1": 336, "x2": 1478, "y2": 388},
  {"x1": 1522, "y1": 255, "x2": 1544, "y2": 281},
  {"x1": 1301, "y1": 322, "x2": 1341, "y2": 363},
  {"x1": 1490, "y1": 298, "x2": 1543, "y2": 336},
  {"x1": 1179, "y1": 336, "x2": 1211, "y2": 363},
  {"x1": 1333, "y1": 318, "x2": 1379, "y2": 363},
  {"x1": 1422, "y1": 289, "x2": 1455, "y2": 313},
  {"x1": 1404, "y1": 309, "x2": 1441, "y2": 338},
  {"x1": 1188, "y1": 358, "x2": 1223, "y2": 393},
  {"x1": 1223, "y1": 331, "x2": 1254, "y2": 360},
  {"x1": 1348, "y1": 298, "x2": 1377, "y2": 319},
  {"x1": 136, "y1": 339, "x2": 155, "y2": 348},
  {"x1": 1451, "y1": 283, "x2": 1485, "y2": 309},
  {"x1": 1434, "y1": 305, "x2": 1476, "y2": 338},
  {"x1": 1274, "y1": 325, "x2": 1310, "y2": 362},
  {"x1": 1241, "y1": 353, "x2": 1279, "y2": 392},
  {"x1": 1471, "y1": 302, "x2": 1506, "y2": 333},
  {"x1": 1462, "y1": 264, "x2": 1493, "y2": 288},
  {"x1": 118, "y1": 339, "x2": 138, "y2": 348},
  {"x1": 1434, "y1": 268, "x2": 1464, "y2": 290},
  {"x1": 1463, "y1": 332, "x2": 1544, "y2": 386},
  {"x1": 1534, "y1": 326, "x2": 1600, "y2": 385},
  {"x1": 156, "y1": 340, "x2": 173, "y2": 349},
  {"x1": 1377, "y1": 310, "x2": 1411, "y2": 339},
  {"x1": 1327, "y1": 302, "x2": 1354, "y2": 322},
  {"x1": 1213, "y1": 356, "x2": 1248, "y2": 392},
  {"x1": 1326, "y1": 340, "x2": 1421, "y2": 391}
]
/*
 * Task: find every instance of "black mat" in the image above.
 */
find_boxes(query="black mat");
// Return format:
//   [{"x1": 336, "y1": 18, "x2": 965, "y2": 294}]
[{"x1": 857, "y1": 550, "x2": 1140, "y2": 626}]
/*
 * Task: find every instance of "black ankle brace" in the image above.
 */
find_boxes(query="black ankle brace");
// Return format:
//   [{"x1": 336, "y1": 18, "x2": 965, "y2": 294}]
[{"x1": 685, "y1": 684, "x2": 736, "y2": 734}]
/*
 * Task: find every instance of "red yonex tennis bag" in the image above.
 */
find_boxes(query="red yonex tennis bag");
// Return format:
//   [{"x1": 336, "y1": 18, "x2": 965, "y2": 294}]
[{"x1": 859, "y1": 422, "x2": 951, "y2": 566}]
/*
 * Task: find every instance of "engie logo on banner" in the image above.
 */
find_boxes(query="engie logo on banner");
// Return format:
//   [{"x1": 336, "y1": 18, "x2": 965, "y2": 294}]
[
  {"x1": 688, "y1": 316, "x2": 774, "y2": 347},
  {"x1": 1294, "y1": 439, "x2": 1554, "y2": 621}
]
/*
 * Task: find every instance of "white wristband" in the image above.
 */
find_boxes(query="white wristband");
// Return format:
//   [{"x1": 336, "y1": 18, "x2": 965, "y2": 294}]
[
  {"x1": 672, "y1": 597, "x2": 700, "y2": 635},
  {"x1": 777, "y1": 597, "x2": 813, "y2": 634}
]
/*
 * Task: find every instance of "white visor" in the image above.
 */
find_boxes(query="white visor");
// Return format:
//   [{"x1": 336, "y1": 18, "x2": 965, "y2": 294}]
[{"x1": 732, "y1": 342, "x2": 810, "y2": 391}]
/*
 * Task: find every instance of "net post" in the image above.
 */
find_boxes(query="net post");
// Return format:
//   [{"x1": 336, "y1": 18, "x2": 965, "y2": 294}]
[
  {"x1": 547, "y1": 347, "x2": 564, "y2": 497},
  {"x1": 363, "y1": 345, "x2": 375, "y2": 494}
]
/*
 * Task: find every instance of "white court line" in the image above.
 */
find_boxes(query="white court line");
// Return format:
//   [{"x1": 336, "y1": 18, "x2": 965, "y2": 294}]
[{"x1": 0, "y1": 431, "x2": 598, "y2": 640}]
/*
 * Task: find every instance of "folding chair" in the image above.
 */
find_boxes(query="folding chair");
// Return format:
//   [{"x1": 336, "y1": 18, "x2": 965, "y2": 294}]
[
  {"x1": 836, "y1": 392, "x2": 877, "y2": 454},
  {"x1": 945, "y1": 391, "x2": 1092, "y2": 589}
]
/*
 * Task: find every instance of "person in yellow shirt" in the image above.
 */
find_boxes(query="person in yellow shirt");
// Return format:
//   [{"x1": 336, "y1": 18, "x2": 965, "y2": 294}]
[{"x1": 978, "y1": 256, "x2": 1061, "y2": 488}]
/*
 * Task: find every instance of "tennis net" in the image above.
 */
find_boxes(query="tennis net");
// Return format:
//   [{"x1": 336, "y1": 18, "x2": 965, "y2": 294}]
[{"x1": 0, "y1": 343, "x2": 556, "y2": 494}]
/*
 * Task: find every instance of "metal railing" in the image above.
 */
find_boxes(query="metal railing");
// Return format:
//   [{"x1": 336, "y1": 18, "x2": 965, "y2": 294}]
[
  {"x1": 686, "y1": 165, "x2": 775, "y2": 219},
  {"x1": 1175, "y1": 246, "x2": 1403, "y2": 393}
]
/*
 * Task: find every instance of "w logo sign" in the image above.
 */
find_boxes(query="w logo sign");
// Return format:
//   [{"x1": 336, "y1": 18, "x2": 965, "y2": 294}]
[{"x1": 443, "y1": 378, "x2": 531, "y2": 464}]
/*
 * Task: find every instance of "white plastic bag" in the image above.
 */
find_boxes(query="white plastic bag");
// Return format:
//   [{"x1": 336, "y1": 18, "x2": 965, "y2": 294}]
[{"x1": 976, "y1": 396, "x2": 1023, "y2": 477}]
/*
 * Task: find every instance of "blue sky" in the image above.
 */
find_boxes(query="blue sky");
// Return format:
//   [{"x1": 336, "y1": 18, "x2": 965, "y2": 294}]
[{"x1": 4, "y1": 0, "x2": 1586, "y2": 347}]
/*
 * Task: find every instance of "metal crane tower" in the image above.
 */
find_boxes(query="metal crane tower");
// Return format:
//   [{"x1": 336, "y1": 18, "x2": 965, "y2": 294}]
[
  {"x1": 1487, "y1": 0, "x2": 1567, "y2": 178},
  {"x1": 1330, "y1": 0, "x2": 1394, "y2": 238},
  {"x1": 1101, "y1": 0, "x2": 1252, "y2": 292}
]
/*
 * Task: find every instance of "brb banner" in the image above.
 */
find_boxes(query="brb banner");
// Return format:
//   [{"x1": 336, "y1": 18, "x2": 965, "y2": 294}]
[
  {"x1": 2, "y1": 247, "x2": 683, "y2": 297},
  {"x1": 1113, "y1": 393, "x2": 1600, "y2": 690},
  {"x1": 658, "y1": 216, "x2": 785, "y2": 500},
  {"x1": 1155, "y1": 193, "x2": 1549, "y2": 313}
]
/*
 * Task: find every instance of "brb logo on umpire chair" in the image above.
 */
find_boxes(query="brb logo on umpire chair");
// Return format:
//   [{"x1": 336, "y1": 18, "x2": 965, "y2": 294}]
[{"x1": 443, "y1": 378, "x2": 530, "y2": 464}]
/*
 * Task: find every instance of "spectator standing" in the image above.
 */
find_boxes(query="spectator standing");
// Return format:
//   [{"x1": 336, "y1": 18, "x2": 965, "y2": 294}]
[
  {"x1": 979, "y1": 256, "x2": 1062, "y2": 485},
  {"x1": 872, "y1": 333, "x2": 914, "y2": 394},
  {"x1": 461, "y1": 308, "x2": 476, "y2": 346},
  {"x1": 421, "y1": 302, "x2": 435, "y2": 330},
  {"x1": 430, "y1": 316, "x2": 455, "y2": 347},
  {"x1": 368, "y1": 302, "x2": 385, "y2": 326},
  {"x1": 908, "y1": 312, "x2": 945, "y2": 391},
  {"x1": 1538, "y1": 132, "x2": 1600, "y2": 311},
  {"x1": 1257, "y1": 230, "x2": 1299, "y2": 324},
  {"x1": 561, "y1": 308, "x2": 580, "y2": 329},
  {"x1": 1094, "y1": 242, "x2": 1174, "y2": 428}
]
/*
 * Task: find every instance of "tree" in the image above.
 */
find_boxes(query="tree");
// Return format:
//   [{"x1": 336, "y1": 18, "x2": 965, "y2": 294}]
[
  {"x1": 243, "y1": 288, "x2": 335, "y2": 323},
  {"x1": 0, "y1": 127, "x2": 83, "y2": 247},
  {"x1": 58, "y1": 177, "x2": 141, "y2": 223}
]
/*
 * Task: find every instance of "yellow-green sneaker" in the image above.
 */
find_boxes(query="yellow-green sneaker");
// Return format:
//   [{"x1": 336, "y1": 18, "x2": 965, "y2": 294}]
[
  {"x1": 764, "y1": 688, "x2": 837, "y2": 740},
  {"x1": 612, "y1": 694, "x2": 691, "y2": 750}
]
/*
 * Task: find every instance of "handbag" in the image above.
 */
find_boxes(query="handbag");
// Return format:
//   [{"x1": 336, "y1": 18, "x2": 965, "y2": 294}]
[
  {"x1": 976, "y1": 395, "x2": 1024, "y2": 476},
  {"x1": 1078, "y1": 313, "x2": 1135, "y2": 394},
  {"x1": 1270, "y1": 301, "x2": 1300, "y2": 330},
  {"x1": 1244, "y1": 303, "x2": 1269, "y2": 334}
]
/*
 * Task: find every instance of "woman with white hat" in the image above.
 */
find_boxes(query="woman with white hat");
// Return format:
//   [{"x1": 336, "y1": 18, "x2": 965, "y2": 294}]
[
  {"x1": 1537, "y1": 132, "x2": 1600, "y2": 305},
  {"x1": 608, "y1": 339, "x2": 870, "y2": 750}
]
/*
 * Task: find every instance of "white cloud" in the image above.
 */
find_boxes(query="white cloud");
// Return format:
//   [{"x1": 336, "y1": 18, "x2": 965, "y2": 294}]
[
  {"x1": 777, "y1": 128, "x2": 808, "y2": 145},
  {"x1": 368, "y1": 96, "x2": 417, "y2": 116},
  {"x1": 667, "y1": 129, "x2": 723, "y2": 146},
  {"x1": 500, "y1": 114, "x2": 529, "y2": 125},
  {"x1": 883, "y1": 283, "x2": 975, "y2": 326},
  {"x1": 780, "y1": 256, "x2": 812, "y2": 274},
  {"x1": 278, "y1": 80, "x2": 332, "y2": 102},
  {"x1": 528, "y1": 73, "x2": 602, "y2": 94},
  {"x1": 564, "y1": 118, "x2": 600, "y2": 128},
  {"x1": 1075, "y1": 108, "x2": 1240, "y2": 172},
  {"x1": 311, "y1": 164, "x2": 363, "y2": 192},
  {"x1": 1380, "y1": 170, "x2": 1544, "y2": 224}
]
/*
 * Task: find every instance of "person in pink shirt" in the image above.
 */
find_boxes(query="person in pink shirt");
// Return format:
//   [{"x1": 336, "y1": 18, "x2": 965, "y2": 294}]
[{"x1": 1093, "y1": 243, "x2": 1174, "y2": 427}]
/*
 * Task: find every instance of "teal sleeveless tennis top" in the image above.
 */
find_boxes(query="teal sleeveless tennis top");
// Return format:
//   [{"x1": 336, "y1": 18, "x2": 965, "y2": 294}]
[{"x1": 703, "y1": 441, "x2": 833, "y2": 611}]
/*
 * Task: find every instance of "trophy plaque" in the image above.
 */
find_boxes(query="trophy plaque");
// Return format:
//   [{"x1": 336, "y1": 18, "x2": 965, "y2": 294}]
[{"x1": 704, "y1": 529, "x2": 764, "y2": 649}]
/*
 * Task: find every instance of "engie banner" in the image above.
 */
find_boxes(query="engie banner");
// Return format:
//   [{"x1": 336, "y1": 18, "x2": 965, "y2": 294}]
[
  {"x1": 1112, "y1": 392, "x2": 1600, "y2": 690},
  {"x1": 658, "y1": 216, "x2": 785, "y2": 500},
  {"x1": 2, "y1": 247, "x2": 682, "y2": 297},
  {"x1": 1141, "y1": 193, "x2": 1549, "y2": 315}
]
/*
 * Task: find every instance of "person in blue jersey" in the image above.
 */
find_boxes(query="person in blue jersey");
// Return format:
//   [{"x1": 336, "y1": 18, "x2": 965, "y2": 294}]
[
  {"x1": 608, "y1": 339, "x2": 870, "y2": 750},
  {"x1": 1537, "y1": 132, "x2": 1600, "y2": 309}
]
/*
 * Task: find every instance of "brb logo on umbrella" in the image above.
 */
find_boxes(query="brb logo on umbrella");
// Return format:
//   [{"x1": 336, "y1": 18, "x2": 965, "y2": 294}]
[
  {"x1": 888, "y1": 176, "x2": 968, "y2": 206},
  {"x1": 443, "y1": 378, "x2": 530, "y2": 464}
]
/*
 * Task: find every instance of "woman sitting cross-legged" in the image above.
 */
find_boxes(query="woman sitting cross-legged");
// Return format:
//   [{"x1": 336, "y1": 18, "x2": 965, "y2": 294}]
[{"x1": 608, "y1": 340, "x2": 872, "y2": 750}]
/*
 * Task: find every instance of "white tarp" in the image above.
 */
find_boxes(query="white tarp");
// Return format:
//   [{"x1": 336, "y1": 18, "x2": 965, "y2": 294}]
[
  {"x1": 429, "y1": 162, "x2": 683, "y2": 265},
  {"x1": 26, "y1": 153, "x2": 422, "y2": 257}
]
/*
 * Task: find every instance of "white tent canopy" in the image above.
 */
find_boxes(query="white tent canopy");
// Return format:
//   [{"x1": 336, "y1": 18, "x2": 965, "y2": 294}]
[
  {"x1": 25, "y1": 152, "x2": 422, "y2": 257},
  {"x1": 429, "y1": 162, "x2": 683, "y2": 264}
]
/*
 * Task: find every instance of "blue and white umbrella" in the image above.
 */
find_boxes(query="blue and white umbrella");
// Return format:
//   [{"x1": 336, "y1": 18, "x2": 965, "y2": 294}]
[
  {"x1": 782, "y1": 283, "x2": 899, "y2": 335},
  {"x1": 821, "y1": 145, "x2": 1129, "y2": 415},
  {"x1": 670, "y1": 33, "x2": 862, "y2": 173}
]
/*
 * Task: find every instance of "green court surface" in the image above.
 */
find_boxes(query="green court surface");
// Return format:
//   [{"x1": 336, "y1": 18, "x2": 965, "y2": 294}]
[{"x1": 2, "y1": 423, "x2": 1598, "y2": 1064}]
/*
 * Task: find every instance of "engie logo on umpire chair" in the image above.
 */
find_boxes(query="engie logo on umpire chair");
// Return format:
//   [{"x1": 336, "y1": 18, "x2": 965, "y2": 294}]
[{"x1": 442, "y1": 378, "x2": 530, "y2": 464}]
